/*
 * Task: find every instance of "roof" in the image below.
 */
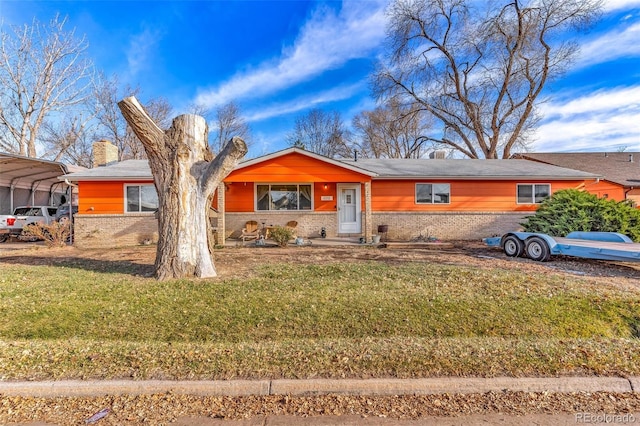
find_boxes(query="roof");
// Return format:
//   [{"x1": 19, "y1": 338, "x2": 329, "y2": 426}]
[
  {"x1": 60, "y1": 149, "x2": 379, "y2": 181},
  {"x1": 340, "y1": 158, "x2": 600, "y2": 180},
  {"x1": 60, "y1": 152, "x2": 600, "y2": 182},
  {"x1": 59, "y1": 160, "x2": 152, "y2": 181},
  {"x1": 0, "y1": 152, "x2": 82, "y2": 190},
  {"x1": 515, "y1": 152, "x2": 640, "y2": 187}
]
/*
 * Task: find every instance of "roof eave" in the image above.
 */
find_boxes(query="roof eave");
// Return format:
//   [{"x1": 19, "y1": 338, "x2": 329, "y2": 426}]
[
  {"x1": 372, "y1": 175, "x2": 601, "y2": 180},
  {"x1": 59, "y1": 175, "x2": 153, "y2": 182}
]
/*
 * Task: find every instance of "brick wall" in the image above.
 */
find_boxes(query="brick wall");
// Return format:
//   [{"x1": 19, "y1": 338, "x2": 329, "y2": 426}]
[
  {"x1": 370, "y1": 212, "x2": 532, "y2": 240},
  {"x1": 73, "y1": 211, "x2": 531, "y2": 248},
  {"x1": 74, "y1": 214, "x2": 158, "y2": 248},
  {"x1": 225, "y1": 211, "x2": 531, "y2": 241}
]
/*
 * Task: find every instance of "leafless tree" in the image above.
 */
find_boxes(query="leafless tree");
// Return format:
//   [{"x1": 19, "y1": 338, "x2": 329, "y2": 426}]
[
  {"x1": 119, "y1": 96, "x2": 247, "y2": 279},
  {"x1": 352, "y1": 100, "x2": 433, "y2": 158},
  {"x1": 374, "y1": 0, "x2": 602, "y2": 159},
  {"x1": 0, "y1": 15, "x2": 94, "y2": 157},
  {"x1": 40, "y1": 113, "x2": 95, "y2": 168},
  {"x1": 287, "y1": 109, "x2": 351, "y2": 158},
  {"x1": 210, "y1": 102, "x2": 251, "y2": 155},
  {"x1": 93, "y1": 73, "x2": 173, "y2": 161}
]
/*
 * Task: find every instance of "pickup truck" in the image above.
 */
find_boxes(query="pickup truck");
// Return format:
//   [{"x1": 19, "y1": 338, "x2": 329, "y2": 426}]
[{"x1": 0, "y1": 206, "x2": 58, "y2": 243}]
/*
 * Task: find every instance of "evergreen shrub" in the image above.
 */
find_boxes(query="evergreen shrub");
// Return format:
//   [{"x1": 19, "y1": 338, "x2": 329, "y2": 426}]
[{"x1": 521, "y1": 189, "x2": 640, "y2": 241}]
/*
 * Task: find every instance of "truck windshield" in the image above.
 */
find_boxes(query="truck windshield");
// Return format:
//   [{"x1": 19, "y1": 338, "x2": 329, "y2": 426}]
[{"x1": 13, "y1": 208, "x2": 40, "y2": 216}]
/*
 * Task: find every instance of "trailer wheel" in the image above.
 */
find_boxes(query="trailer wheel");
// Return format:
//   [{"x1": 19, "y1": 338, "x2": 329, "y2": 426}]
[
  {"x1": 525, "y1": 236, "x2": 551, "y2": 262},
  {"x1": 502, "y1": 235, "x2": 524, "y2": 257},
  {"x1": 0, "y1": 234, "x2": 7, "y2": 243}
]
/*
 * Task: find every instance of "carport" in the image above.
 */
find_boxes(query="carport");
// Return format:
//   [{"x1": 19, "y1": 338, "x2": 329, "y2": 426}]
[{"x1": 0, "y1": 152, "x2": 81, "y2": 214}]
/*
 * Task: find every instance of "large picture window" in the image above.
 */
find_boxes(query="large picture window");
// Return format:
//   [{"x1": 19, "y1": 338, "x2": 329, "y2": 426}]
[
  {"x1": 125, "y1": 184, "x2": 159, "y2": 212},
  {"x1": 256, "y1": 184, "x2": 312, "y2": 211},
  {"x1": 517, "y1": 184, "x2": 550, "y2": 204},
  {"x1": 416, "y1": 183, "x2": 450, "y2": 204}
]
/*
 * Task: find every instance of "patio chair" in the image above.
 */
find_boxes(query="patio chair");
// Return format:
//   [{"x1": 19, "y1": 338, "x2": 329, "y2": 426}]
[
  {"x1": 285, "y1": 220, "x2": 298, "y2": 238},
  {"x1": 240, "y1": 220, "x2": 260, "y2": 244}
]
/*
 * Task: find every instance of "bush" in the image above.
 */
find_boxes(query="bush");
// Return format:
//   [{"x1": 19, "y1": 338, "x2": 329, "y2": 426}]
[
  {"x1": 269, "y1": 225, "x2": 295, "y2": 247},
  {"x1": 521, "y1": 189, "x2": 640, "y2": 241},
  {"x1": 22, "y1": 221, "x2": 71, "y2": 247}
]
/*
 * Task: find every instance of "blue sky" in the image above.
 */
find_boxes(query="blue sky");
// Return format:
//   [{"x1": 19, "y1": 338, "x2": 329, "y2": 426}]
[{"x1": 1, "y1": 0, "x2": 639, "y2": 158}]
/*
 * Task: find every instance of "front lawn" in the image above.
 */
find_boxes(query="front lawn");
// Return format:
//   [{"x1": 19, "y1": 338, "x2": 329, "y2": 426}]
[{"x1": 1, "y1": 247, "x2": 639, "y2": 380}]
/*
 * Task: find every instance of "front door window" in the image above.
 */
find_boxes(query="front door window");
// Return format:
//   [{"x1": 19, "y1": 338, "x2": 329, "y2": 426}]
[{"x1": 338, "y1": 184, "x2": 361, "y2": 234}]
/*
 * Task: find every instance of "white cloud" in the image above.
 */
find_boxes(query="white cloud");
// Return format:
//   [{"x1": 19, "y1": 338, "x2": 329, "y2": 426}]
[
  {"x1": 534, "y1": 86, "x2": 640, "y2": 151},
  {"x1": 244, "y1": 82, "x2": 365, "y2": 123},
  {"x1": 126, "y1": 27, "x2": 162, "y2": 77},
  {"x1": 194, "y1": 0, "x2": 387, "y2": 108},
  {"x1": 603, "y1": 0, "x2": 640, "y2": 12},
  {"x1": 575, "y1": 22, "x2": 640, "y2": 69}
]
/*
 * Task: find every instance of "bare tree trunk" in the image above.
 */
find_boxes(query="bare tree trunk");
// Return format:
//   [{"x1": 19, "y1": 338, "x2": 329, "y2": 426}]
[{"x1": 118, "y1": 96, "x2": 247, "y2": 279}]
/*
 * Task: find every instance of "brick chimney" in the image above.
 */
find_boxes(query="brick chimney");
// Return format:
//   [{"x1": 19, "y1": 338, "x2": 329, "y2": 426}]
[
  {"x1": 92, "y1": 140, "x2": 119, "y2": 167},
  {"x1": 429, "y1": 150, "x2": 446, "y2": 159}
]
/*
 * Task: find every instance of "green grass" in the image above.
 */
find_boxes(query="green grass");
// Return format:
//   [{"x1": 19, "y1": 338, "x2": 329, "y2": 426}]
[{"x1": 1, "y1": 259, "x2": 640, "y2": 380}]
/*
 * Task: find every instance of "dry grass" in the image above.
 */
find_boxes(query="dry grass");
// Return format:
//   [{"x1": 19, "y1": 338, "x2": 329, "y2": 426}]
[{"x1": 0, "y1": 243, "x2": 639, "y2": 380}]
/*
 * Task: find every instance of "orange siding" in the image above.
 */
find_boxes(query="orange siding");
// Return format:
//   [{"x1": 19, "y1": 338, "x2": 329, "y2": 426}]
[
  {"x1": 315, "y1": 182, "x2": 337, "y2": 212},
  {"x1": 78, "y1": 180, "x2": 151, "y2": 214},
  {"x1": 225, "y1": 152, "x2": 370, "y2": 183},
  {"x1": 371, "y1": 180, "x2": 589, "y2": 212},
  {"x1": 582, "y1": 180, "x2": 626, "y2": 202},
  {"x1": 224, "y1": 182, "x2": 255, "y2": 212}
]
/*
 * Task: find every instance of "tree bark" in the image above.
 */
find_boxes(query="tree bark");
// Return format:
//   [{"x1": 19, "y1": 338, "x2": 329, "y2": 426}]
[{"x1": 118, "y1": 96, "x2": 247, "y2": 279}]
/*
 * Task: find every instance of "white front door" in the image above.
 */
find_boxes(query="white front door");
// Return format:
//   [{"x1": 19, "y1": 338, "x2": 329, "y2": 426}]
[{"x1": 337, "y1": 184, "x2": 361, "y2": 234}]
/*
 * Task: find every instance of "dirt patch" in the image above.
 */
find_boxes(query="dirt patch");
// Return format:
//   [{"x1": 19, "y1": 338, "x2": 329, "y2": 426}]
[{"x1": 2, "y1": 240, "x2": 639, "y2": 288}]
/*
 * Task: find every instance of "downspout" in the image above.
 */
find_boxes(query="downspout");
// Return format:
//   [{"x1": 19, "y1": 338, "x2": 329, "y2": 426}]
[{"x1": 625, "y1": 186, "x2": 635, "y2": 204}]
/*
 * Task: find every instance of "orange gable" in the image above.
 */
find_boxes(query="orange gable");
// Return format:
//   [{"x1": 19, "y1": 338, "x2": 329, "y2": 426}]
[{"x1": 224, "y1": 152, "x2": 371, "y2": 183}]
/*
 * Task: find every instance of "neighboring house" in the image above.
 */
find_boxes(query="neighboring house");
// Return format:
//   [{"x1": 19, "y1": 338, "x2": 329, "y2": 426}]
[
  {"x1": 0, "y1": 152, "x2": 81, "y2": 214},
  {"x1": 514, "y1": 152, "x2": 640, "y2": 205},
  {"x1": 60, "y1": 143, "x2": 600, "y2": 248}
]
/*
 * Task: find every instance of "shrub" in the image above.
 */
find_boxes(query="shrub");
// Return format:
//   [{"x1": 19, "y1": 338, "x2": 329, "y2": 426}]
[
  {"x1": 22, "y1": 221, "x2": 71, "y2": 247},
  {"x1": 269, "y1": 225, "x2": 295, "y2": 247},
  {"x1": 521, "y1": 189, "x2": 640, "y2": 241}
]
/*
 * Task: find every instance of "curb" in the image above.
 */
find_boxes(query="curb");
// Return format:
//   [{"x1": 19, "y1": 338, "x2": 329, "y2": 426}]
[{"x1": 0, "y1": 377, "x2": 635, "y2": 398}]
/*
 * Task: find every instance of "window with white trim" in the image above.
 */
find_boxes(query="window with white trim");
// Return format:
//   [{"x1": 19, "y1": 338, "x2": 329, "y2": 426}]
[
  {"x1": 125, "y1": 184, "x2": 159, "y2": 212},
  {"x1": 416, "y1": 183, "x2": 450, "y2": 204},
  {"x1": 517, "y1": 184, "x2": 550, "y2": 204},
  {"x1": 256, "y1": 184, "x2": 312, "y2": 211}
]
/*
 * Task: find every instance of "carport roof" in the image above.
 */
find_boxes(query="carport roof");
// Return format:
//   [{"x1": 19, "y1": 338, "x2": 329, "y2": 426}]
[{"x1": 0, "y1": 152, "x2": 84, "y2": 191}]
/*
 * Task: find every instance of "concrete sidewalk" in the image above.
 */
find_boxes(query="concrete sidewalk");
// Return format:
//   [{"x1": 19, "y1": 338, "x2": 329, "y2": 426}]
[{"x1": 0, "y1": 376, "x2": 637, "y2": 398}]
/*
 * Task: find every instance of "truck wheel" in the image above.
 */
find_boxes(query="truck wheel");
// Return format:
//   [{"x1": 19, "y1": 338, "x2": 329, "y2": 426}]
[
  {"x1": 0, "y1": 234, "x2": 8, "y2": 243},
  {"x1": 525, "y1": 236, "x2": 551, "y2": 262},
  {"x1": 502, "y1": 235, "x2": 524, "y2": 257}
]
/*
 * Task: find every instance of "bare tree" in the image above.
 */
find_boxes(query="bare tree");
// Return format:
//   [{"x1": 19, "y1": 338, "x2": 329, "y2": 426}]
[
  {"x1": 40, "y1": 113, "x2": 95, "y2": 168},
  {"x1": 93, "y1": 74, "x2": 173, "y2": 162},
  {"x1": 118, "y1": 96, "x2": 247, "y2": 280},
  {"x1": 353, "y1": 100, "x2": 433, "y2": 158},
  {"x1": 211, "y1": 102, "x2": 251, "y2": 154},
  {"x1": 0, "y1": 15, "x2": 94, "y2": 157},
  {"x1": 287, "y1": 109, "x2": 351, "y2": 158},
  {"x1": 374, "y1": 0, "x2": 602, "y2": 159}
]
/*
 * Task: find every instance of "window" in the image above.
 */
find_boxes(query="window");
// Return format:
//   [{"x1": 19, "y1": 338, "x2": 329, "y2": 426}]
[
  {"x1": 416, "y1": 183, "x2": 450, "y2": 204},
  {"x1": 256, "y1": 184, "x2": 312, "y2": 211},
  {"x1": 125, "y1": 184, "x2": 159, "y2": 212},
  {"x1": 517, "y1": 184, "x2": 550, "y2": 204}
]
